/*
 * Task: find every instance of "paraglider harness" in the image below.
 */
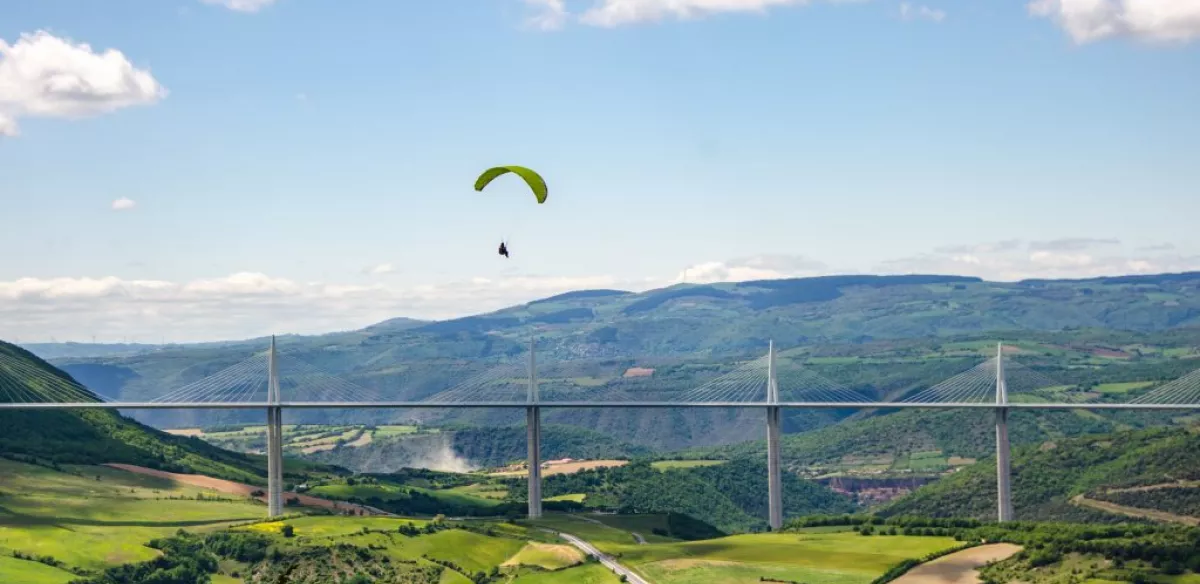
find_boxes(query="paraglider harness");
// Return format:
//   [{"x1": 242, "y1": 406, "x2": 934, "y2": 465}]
[{"x1": 498, "y1": 241, "x2": 509, "y2": 258}]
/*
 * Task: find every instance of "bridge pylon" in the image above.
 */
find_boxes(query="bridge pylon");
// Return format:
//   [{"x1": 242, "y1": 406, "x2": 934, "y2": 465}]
[{"x1": 766, "y1": 340, "x2": 783, "y2": 531}]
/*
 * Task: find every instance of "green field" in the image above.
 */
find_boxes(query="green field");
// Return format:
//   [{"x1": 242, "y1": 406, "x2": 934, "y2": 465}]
[
  {"x1": 620, "y1": 532, "x2": 960, "y2": 584},
  {"x1": 374, "y1": 424, "x2": 421, "y2": 437},
  {"x1": 0, "y1": 459, "x2": 266, "y2": 574},
  {"x1": 1093, "y1": 381, "x2": 1155, "y2": 394},
  {"x1": 242, "y1": 515, "x2": 430, "y2": 538},
  {"x1": 527, "y1": 514, "x2": 645, "y2": 552},
  {"x1": 545, "y1": 493, "x2": 587, "y2": 502},
  {"x1": 651, "y1": 460, "x2": 727, "y2": 471},
  {"x1": 446, "y1": 482, "x2": 509, "y2": 500},
  {"x1": 504, "y1": 542, "x2": 585, "y2": 570},
  {"x1": 0, "y1": 555, "x2": 77, "y2": 584},
  {"x1": 511, "y1": 563, "x2": 620, "y2": 583},
  {"x1": 391, "y1": 529, "x2": 526, "y2": 574},
  {"x1": 308, "y1": 480, "x2": 502, "y2": 509},
  {"x1": 589, "y1": 514, "x2": 680, "y2": 543}
]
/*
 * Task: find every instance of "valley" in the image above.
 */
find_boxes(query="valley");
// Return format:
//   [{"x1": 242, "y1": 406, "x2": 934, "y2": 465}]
[{"x1": 5, "y1": 273, "x2": 1200, "y2": 583}]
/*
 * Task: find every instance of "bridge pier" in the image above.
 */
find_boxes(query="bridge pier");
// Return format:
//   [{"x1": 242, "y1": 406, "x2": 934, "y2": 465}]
[
  {"x1": 527, "y1": 406, "x2": 542, "y2": 519},
  {"x1": 267, "y1": 406, "x2": 283, "y2": 517},
  {"x1": 527, "y1": 340, "x2": 543, "y2": 519},
  {"x1": 266, "y1": 336, "x2": 284, "y2": 518},
  {"x1": 995, "y1": 343, "x2": 1013, "y2": 522},
  {"x1": 767, "y1": 341, "x2": 783, "y2": 531}
]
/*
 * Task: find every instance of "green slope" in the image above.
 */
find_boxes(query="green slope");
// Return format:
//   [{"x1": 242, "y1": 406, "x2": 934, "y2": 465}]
[
  {"x1": 882, "y1": 426, "x2": 1200, "y2": 521},
  {"x1": 699, "y1": 407, "x2": 1159, "y2": 472},
  {"x1": 0, "y1": 341, "x2": 338, "y2": 485}
]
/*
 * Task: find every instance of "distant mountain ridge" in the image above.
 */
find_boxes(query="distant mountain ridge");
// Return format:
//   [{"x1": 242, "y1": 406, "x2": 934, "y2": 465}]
[{"x1": 30, "y1": 270, "x2": 1200, "y2": 449}]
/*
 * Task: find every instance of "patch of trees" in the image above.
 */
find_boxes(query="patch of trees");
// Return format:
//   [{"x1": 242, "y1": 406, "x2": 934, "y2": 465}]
[{"x1": 525, "y1": 459, "x2": 851, "y2": 532}]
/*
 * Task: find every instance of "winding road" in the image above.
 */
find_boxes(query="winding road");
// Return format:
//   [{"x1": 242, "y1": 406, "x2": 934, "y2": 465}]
[{"x1": 558, "y1": 532, "x2": 650, "y2": 584}]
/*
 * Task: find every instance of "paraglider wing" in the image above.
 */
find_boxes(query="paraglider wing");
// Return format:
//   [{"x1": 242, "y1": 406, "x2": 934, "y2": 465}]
[{"x1": 474, "y1": 166, "x2": 548, "y2": 204}]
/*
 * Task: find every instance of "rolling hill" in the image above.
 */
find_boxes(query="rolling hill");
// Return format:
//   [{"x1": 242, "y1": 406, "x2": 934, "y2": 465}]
[{"x1": 0, "y1": 341, "x2": 309, "y2": 485}]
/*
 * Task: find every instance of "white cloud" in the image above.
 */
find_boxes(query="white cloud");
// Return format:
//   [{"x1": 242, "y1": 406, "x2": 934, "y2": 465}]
[
  {"x1": 4, "y1": 243, "x2": 1197, "y2": 343},
  {"x1": 935, "y1": 240, "x2": 1023, "y2": 255},
  {"x1": 1029, "y1": 0, "x2": 1200, "y2": 43},
  {"x1": 878, "y1": 240, "x2": 1200, "y2": 281},
  {"x1": 0, "y1": 31, "x2": 165, "y2": 136},
  {"x1": 0, "y1": 112, "x2": 17, "y2": 137},
  {"x1": 1028, "y1": 237, "x2": 1119, "y2": 252},
  {"x1": 366, "y1": 263, "x2": 396, "y2": 276},
  {"x1": 579, "y1": 0, "x2": 820, "y2": 27},
  {"x1": 199, "y1": 0, "x2": 279, "y2": 12},
  {"x1": 675, "y1": 254, "x2": 829, "y2": 284},
  {"x1": 525, "y1": 0, "x2": 570, "y2": 29},
  {"x1": 0, "y1": 272, "x2": 643, "y2": 343},
  {"x1": 111, "y1": 197, "x2": 137, "y2": 211},
  {"x1": 899, "y1": 2, "x2": 946, "y2": 22}
]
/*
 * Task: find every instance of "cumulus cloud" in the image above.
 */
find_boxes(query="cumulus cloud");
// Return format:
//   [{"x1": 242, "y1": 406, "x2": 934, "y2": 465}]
[
  {"x1": 0, "y1": 112, "x2": 17, "y2": 137},
  {"x1": 5, "y1": 243, "x2": 1197, "y2": 343},
  {"x1": 900, "y1": 2, "x2": 947, "y2": 22},
  {"x1": 0, "y1": 272, "x2": 643, "y2": 343},
  {"x1": 366, "y1": 263, "x2": 395, "y2": 276},
  {"x1": 199, "y1": 0, "x2": 279, "y2": 12},
  {"x1": 1028, "y1": 237, "x2": 1120, "y2": 252},
  {"x1": 1140, "y1": 243, "x2": 1177, "y2": 252},
  {"x1": 675, "y1": 254, "x2": 829, "y2": 284},
  {"x1": 579, "y1": 0, "x2": 813, "y2": 26},
  {"x1": 1029, "y1": 0, "x2": 1200, "y2": 43},
  {"x1": 525, "y1": 0, "x2": 570, "y2": 29},
  {"x1": 878, "y1": 239, "x2": 1200, "y2": 281},
  {"x1": 0, "y1": 31, "x2": 165, "y2": 136},
  {"x1": 935, "y1": 240, "x2": 1023, "y2": 255},
  {"x1": 111, "y1": 198, "x2": 137, "y2": 211}
]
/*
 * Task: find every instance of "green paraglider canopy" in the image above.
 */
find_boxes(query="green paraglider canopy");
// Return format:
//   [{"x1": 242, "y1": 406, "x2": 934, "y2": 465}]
[{"x1": 474, "y1": 166, "x2": 548, "y2": 204}]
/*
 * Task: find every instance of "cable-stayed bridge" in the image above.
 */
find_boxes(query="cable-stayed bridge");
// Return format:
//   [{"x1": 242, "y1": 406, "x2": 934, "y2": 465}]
[{"x1": 3, "y1": 339, "x2": 1200, "y2": 527}]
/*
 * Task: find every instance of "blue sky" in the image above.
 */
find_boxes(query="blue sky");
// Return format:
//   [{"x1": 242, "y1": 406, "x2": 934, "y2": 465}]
[{"x1": 1, "y1": 0, "x2": 1199, "y2": 342}]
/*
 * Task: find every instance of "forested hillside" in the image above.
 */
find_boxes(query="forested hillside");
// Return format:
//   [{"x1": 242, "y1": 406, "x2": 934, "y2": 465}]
[
  {"x1": 0, "y1": 341, "x2": 321, "y2": 485},
  {"x1": 696, "y1": 407, "x2": 1182, "y2": 474},
  {"x1": 882, "y1": 426, "x2": 1200, "y2": 521},
  {"x1": 520, "y1": 458, "x2": 856, "y2": 532}
]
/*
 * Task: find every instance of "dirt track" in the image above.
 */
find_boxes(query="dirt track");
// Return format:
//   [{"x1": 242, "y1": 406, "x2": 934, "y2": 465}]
[
  {"x1": 104, "y1": 463, "x2": 382, "y2": 515},
  {"x1": 892, "y1": 544, "x2": 1022, "y2": 584},
  {"x1": 1073, "y1": 494, "x2": 1199, "y2": 526}
]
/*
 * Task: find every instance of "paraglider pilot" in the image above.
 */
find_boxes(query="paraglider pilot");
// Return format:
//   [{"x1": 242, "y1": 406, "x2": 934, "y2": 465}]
[{"x1": 475, "y1": 166, "x2": 547, "y2": 260}]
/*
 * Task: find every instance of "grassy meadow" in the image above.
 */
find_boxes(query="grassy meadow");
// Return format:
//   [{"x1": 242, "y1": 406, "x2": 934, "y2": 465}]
[
  {"x1": 0, "y1": 458, "x2": 265, "y2": 574},
  {"x1": 621, "y1": 532, "x2": 960, "y2": 584}
]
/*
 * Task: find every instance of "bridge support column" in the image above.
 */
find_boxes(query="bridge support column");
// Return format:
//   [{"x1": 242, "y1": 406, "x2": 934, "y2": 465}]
[
  {"x1": 766, "y1": 341, "x2": 784, "y2": 531},
  {"x1": 527, "y1": 405, "x2": 542, "y2": 519},
  {"x1": 995, "y1": 408, "x2": 1012, "y2": 522},
  {"x1": 527, "y1": 339, "x2": 542, "y2": 519},
  {"x1": 267, "y1": 406, "x2": 284, "y2": 517},
  {"x1": 266, "y1": 336, "x2": 284, "y2": 518},
  {"x1": 995, "y1": 343, "x2": 1013, "y2": 522}
]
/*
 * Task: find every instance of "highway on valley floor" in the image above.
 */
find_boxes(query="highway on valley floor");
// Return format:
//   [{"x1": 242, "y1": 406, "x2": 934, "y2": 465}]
[{"x1": 558, "y1": 532, "x2": 650, "y2": 584}]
